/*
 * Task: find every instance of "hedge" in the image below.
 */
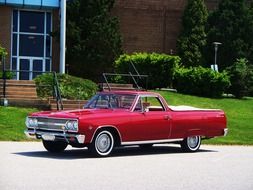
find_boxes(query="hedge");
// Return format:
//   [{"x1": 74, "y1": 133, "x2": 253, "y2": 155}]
[
  {"x1": 34, "y1": 73, "x2": 98, "y2": 100},
  {"x1": 114, "y1": 53, "x2": 181, "y2": 89},
  {"x1": 175, "y1": 67, "x2": 230, "y2": 98},
  {"x1": 0, "y1": 71, "x2": 13, "y2": 79}
]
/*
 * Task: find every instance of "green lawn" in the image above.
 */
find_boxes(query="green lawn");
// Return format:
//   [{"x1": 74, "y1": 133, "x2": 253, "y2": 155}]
[
  {"x1": 0, "y1": 106, "x2": 38, "y2": 141},
  {"x1": 157, "y1": 91, "x2": 253, "y2": 145},
  {"x1": 0, "y1": 91, "x2": 253, "y2": 145}
]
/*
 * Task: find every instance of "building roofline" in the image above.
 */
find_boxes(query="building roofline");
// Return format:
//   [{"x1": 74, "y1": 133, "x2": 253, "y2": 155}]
[{"x1": 0, "y1": 0, "x2": 60, "y2": 9}]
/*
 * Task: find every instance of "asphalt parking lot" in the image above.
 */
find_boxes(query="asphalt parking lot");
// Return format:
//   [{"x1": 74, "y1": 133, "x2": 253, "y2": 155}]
[{"x1": 0, "y1": 142, "x2": 252, "y2": 190}]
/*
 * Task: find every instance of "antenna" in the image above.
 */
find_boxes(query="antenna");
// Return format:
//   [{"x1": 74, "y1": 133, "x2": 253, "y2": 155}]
[
  {"x1": 130, "y1": 60, "x2": 141, "y2": 79},
  {"x1": 102, "y1": 73, "x2": 148, "y2": 91},
  {"x1": 129, "y1": 72, "x2": 140, "y2": 89}
]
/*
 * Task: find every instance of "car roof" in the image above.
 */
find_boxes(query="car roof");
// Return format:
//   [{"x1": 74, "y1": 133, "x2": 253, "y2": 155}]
[{"x1": 98, "y1": 90, "x2": 160, "y2": 96}]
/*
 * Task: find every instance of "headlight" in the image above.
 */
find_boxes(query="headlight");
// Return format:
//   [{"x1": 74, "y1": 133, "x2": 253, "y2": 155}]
[
  {"x1": 25, "y1": 117, "x2": 38, "y2": 128},
  {"x1": 65, "y1": 120, "x2": 78, "y2": 131}
]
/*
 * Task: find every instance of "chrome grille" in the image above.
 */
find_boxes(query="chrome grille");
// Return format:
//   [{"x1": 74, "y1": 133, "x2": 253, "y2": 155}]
[{"x1": 37, "y1": 118, "x2": 68, "y2": 131}]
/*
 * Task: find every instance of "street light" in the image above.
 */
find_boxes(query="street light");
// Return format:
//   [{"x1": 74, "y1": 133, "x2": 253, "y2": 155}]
[{"x1": 212, "y1": 42, "x2": 222, "y2": 72}]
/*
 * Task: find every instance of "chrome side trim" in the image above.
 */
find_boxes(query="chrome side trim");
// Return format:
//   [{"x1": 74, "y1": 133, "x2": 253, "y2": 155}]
[
  {"x1": 223, "y1": 128, "x2": 228, "y2": 136},
  {"x1": 121, "y1": 138, "x2": 184, "y2": 145}
]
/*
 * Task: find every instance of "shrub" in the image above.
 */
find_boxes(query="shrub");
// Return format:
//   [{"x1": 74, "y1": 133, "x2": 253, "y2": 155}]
[
  {"x1": 0, "y1": 44, "x2": 8, "y2": 58},
  {"x1": 226, "y1": 58, "x2": 253, "y2": 98},
  {"x1": 0, "y1": 71, "x2": 14, "y2": 79},
  {"x1": 175, "y1": 66, "x2": 230, "y2": 98},
  {"x1": 34, "y1": 73, "x2": 98, "y2": 100},
  {"x1": 114, "y1": 53, "x2": 181, "y2": 89}
]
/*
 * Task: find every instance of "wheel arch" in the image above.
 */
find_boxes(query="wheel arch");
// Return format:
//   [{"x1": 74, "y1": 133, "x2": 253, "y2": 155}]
[{"x1": 90, "y1": 125, "x2": 122, "y2": 147}]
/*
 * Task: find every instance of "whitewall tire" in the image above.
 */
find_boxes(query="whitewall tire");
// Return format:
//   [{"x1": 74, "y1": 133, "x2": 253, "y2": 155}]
[
  {"x1": 91, "y1": 130, "x2": 114, "y2": 157},
  {"x1": 181, "y1": 136, "x2": 201, "y2": 152}
]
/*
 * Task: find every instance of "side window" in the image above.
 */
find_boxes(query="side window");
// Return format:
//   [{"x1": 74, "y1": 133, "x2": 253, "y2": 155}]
[
  {"x1": 120, "y1": 95, "x2": 135, "y2": 109},
  {"x1": 134, "y1": 98, "x2": 142, "y2": 112},
  {"x1": 134, "y1": 96, "x2": 165, "y2": 112},
  {"x1": 96, "y1": 95, "x2": 114, "y2": 108},
  {"x1": 88, "y1": 95, "x2": 110, "y2": 108}
]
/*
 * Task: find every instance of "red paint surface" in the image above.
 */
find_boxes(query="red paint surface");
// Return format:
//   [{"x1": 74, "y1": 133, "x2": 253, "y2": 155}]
[{"x1": 30, "y1": 91, "x2": 227, "y2": 144}]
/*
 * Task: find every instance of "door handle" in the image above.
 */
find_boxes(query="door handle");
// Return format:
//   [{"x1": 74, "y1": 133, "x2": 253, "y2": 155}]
[{"x1": 164, "y1": 115, "x2": 171, "y2": 120}]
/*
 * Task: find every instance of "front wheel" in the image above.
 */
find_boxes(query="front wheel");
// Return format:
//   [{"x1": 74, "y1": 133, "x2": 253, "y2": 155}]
[
  {"x1": 42, "y1": 140, "x2": 68, "y2": 153},
  {"x1": 181, "y1": 136, "x2": 201, "y2": 152},
  {"x1": 90, "y1": 130, "x2": 114, "y2": 157}
]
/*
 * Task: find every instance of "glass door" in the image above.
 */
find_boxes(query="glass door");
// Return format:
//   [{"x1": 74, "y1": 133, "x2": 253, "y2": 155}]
[
  {"x1": 19, "y1": 58, "x2": 44, "y2": 80},
  {"x1": 19, "y1": 59, "x2": 30, "y2": 80},
  {"x1": 12, "y1": 10, "x2": 52, "y2": 80},
  {"x1": 33, "y1": 59, "x2": 43, "y2": 79}
]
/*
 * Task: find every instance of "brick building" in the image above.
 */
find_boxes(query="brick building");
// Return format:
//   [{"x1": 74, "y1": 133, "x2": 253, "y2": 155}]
[
  {"x1": 112, "y1": 0, "x2": 219, "y2": 55},
  {"x1": 0, "y1": 0, "x2": 219, "y2": 80},
  {"x1": 0, "y1": 0, "x2": 66, "y2": 80}
]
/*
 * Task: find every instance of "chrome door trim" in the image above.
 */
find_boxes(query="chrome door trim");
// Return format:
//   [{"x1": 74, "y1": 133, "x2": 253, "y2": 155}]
[{"x1": 121, "y1": 138, "x2": 183, "y2": 145}]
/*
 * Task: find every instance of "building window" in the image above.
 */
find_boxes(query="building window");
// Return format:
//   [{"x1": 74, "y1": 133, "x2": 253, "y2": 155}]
[{"x1": 11, "y1": 10, "x2": 52, "y2": 80}]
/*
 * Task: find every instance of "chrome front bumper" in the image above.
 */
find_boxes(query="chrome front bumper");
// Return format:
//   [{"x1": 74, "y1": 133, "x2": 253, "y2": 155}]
[
  {"x1": 223, "y1": 128, "x2": 229, "y2": 136},
  {"x1": 24, "y1": 129, "x2": 85, "y2": 144}
]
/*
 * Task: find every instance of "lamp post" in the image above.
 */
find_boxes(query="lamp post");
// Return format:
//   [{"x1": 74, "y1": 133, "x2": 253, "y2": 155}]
[{"x1": 212, "y1": 42, "x2": 222, "y2": 72}]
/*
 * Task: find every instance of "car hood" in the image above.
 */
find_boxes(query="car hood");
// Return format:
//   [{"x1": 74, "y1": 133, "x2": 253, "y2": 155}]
[{"x1": 30, "y1": 109, "x2": 128, "y2": 119}]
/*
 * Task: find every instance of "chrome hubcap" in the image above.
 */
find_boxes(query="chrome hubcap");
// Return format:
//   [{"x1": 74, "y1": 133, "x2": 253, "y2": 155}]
[
  {"x1": 96, "y1": 133, "x2": 111, "y2": 153},
  {"x1": 187, "y1": 136, "x2": 199, "y2": 148}
]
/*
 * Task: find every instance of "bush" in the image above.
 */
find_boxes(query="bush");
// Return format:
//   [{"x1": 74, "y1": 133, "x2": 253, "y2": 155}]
[
  {"x1": 0, "y1": 71, "x2": 14, "y2": 79},
  {"x1": 175, "y1": 66, "x2": 230, "y2": 98},
  {"x1": 34, "y1": 73, "x2": 98, "y2": 100},
  {"x1": 114, "y1": 53, "x2": 181, "y2": 89},
  {"x1": 0, "y1": 44, "x2": 8, "y2": 58},
  {"x1": 226, "y1": 58, "x2": 253, "y2": 98}
]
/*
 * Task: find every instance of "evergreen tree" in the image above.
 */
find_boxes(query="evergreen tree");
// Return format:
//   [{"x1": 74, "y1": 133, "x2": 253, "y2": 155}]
[
  {"x1": 177, "y1": 0, "x2": 208, "y2": 67},
  {"x1": 66, "y1": 0, "x2": 122, "y2": 81},
  {"x1": 226, "y1": 58, "x2": 253, "y2": 98},
  {"x1": 205, "y1": 0, "x2": 253, "y2": 70}
]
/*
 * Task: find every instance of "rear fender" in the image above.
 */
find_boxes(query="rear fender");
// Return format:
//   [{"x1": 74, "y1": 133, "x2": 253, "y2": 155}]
[{"x1": 185, "y1": 129, "x2": 204, "y2": 138}]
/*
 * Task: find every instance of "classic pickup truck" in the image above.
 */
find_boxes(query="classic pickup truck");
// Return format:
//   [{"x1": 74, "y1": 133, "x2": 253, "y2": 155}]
[{"x1": 25, "y1": 90, "x2": 228, "y2": 157}]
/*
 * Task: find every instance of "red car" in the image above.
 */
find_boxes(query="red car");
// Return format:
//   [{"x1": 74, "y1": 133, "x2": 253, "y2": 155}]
[{"x1": 25, "y1": 91, "x2": 228, "y2": 157}]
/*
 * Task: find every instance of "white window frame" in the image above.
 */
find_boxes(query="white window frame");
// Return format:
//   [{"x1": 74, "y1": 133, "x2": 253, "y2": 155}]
[{"x1": 11, "y1": 9, "x2": 52, "y2": 80}]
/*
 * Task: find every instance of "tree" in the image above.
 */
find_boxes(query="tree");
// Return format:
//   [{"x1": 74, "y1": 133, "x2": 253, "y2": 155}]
[
  {"x1": 205, "y1": 0, "x2": 253, "y2": 70},
  {"x1": 226, "y1": 58, "x2": 253, "y2": 98},
  {"x1": 177, "y1": 0, "x2": 208, "y2": 67},
  {"x1": 66, "y1": 0, "x2": 122, "y2": 81}
]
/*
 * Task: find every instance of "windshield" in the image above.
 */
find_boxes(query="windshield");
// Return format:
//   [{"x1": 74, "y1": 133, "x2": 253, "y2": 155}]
[{"x1": 84, "y1": 94, "x2": 136, "y2": 109}]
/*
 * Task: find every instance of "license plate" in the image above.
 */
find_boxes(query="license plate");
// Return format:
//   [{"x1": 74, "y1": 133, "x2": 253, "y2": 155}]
[{"x1": 42, "y1": 134, "x2": 55, "y2": 141}]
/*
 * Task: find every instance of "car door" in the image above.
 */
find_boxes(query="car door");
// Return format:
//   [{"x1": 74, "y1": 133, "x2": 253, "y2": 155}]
[{"x1": 126, "y1": 95, "x2": 171, "y2": 141}]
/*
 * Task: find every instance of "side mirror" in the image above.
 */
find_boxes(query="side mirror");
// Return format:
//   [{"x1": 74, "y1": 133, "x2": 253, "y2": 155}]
[{"x1": 143, "y1": 107, "x2": 149, "y2": 113}]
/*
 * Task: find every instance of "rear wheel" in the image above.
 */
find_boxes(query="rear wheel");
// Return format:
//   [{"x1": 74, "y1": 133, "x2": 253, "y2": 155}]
[
  {"x1": 181, "y1": 136, "x2": 201, "y2": 152},
  {"x1": 90, "y1": 130, "x2": 114, "y2": 157},
  {"x1": 42, "y1": 140, "x2": 68, "y2": 153}
]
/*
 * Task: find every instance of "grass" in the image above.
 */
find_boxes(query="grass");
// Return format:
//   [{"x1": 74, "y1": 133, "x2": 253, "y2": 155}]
[
  {"x1": 0, "y1": 106, "x2": 38, "y2": 141},
  {"x1": 0, "y1": 91, "x2": 253, "y2": 145},
  {"x1": 157, "y1": 91, "x2": 253, "y2": 145}
]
